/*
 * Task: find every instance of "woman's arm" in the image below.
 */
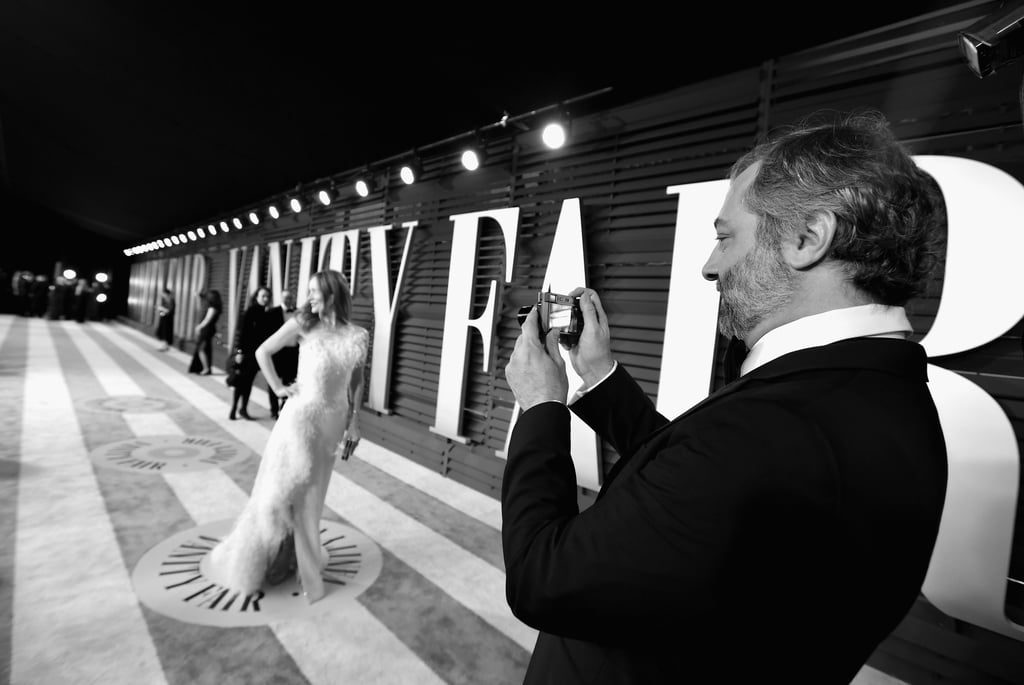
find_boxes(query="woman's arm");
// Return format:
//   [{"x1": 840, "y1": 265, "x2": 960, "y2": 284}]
[
  {"x1": 346, "y1": 363, "x2": 364, "y2": 437},
  {"x1": 256, "y1": 317, "x2": 301, "y2": 396},
  {"x1": 339, "y1": 330, "x2": 369, "y2": 460}
]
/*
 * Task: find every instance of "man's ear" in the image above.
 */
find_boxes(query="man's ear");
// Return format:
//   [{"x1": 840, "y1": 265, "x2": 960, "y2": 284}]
[{"x1": 781, "y1": 211, "x2": 836, "y2": 269}]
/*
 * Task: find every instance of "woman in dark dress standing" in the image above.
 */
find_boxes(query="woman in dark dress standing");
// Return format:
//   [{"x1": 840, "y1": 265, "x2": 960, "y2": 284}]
[
  {"x1": 189, "y1": 289, "x2": 222, "y2": 374},
  {"x1": 229, "y1": 286, "x2": 281, "y2": 419}
]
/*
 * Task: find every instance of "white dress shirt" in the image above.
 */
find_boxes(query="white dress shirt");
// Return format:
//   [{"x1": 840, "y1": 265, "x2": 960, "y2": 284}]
[{"x1": 740, "y1": 304, "x2": 912, "y2": 377}]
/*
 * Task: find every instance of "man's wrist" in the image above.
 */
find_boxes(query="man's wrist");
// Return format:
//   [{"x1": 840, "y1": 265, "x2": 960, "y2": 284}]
[
  {"x1": 579, "y1": 361, "x2": 617, "y2": 391},
  {"x1": 518, "y1": 397, "x2": 566, "y2": 412},
  {"x1": 570, "y1": 361, "x2": 618, "y2": 405}
]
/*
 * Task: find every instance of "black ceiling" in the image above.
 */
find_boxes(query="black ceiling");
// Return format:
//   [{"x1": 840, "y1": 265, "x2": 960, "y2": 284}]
[{"x1": 0, "y1": 1, "x2": 962, "y2": 273}]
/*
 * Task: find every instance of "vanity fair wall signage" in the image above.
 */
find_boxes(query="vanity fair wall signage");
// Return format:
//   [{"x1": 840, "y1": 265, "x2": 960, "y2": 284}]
[{"x1": 138, "y1": 155, "x2": 1024, "y2": 641}]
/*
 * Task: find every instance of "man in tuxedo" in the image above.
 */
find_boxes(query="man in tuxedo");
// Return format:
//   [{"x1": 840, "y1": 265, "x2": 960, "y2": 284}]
[
  {"x1": 502, "y1": 110, "x2": 949, "y2": 684},
  {"x1": 269, "y1": 289, "x2": 299, "y2": 418}
]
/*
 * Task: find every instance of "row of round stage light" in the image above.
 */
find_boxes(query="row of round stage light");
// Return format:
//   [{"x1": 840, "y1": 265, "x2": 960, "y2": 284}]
[
  {"x1": 357, "y1": 120, "x2": 567, "y2": 194},
  {"x1": 125, "y1": 121, "x2": 568, "y2": 256}
]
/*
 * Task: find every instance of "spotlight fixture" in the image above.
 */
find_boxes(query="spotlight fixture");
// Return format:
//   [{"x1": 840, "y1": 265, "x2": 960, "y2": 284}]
[
  {"x1": 248, "y1": 210, "x2": 259, "y2": 225},
  {"x1": 958, "y1": 2, "x2": 1024, "y2": 78},
  {"x1": 317, "y1": 188, "x2": 332, "y2": 206},
  {"x1": 232, "y1": 216, "x2": 243, "y2": 229},
  {"x1": 461, "y1": 148, "x2": 482, "y2": 171},
  {"x1": 197, "y1": 227, "x2": 206, "y2": 238},
  {"x1": 220, "y1": 220, "x2": 229, "y2": 232},
  {"x1": 268, "y1": 204, "x2": 280, "y2": 220},
  {"x1": 355, "y1": 173, "x2": 375, "y2": 198},
  {"x1": 187, "y1": 229, "x2": 197, "y2": 241},
  {"x1": 541, "y1": 120, "x2": 568, "y2": 149},
  {"x1": 289, "y1": 196, "x2": 303, "y2": 213},
  {"x1": 208, "y1": 223, "x2": 217, "y2": 235},
  {"x1": 399, "y1": 157, "x2": 422, "y2": 185}
]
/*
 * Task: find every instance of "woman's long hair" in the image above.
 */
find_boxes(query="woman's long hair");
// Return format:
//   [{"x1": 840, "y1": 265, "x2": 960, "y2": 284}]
[
  {"x1": 247, "y1": 286, "x2": 271, "y2": 309},
  {"x1": 295, "y1": 270, "x2": 352, "y2": 333}
]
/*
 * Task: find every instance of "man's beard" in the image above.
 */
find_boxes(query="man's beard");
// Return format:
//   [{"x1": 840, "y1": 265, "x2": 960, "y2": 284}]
[{"x1": 717, "y1": 241, "x2": 795, "y2": 340}]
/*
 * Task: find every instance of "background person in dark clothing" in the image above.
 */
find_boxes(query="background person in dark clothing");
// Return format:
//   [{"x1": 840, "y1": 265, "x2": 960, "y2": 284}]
[
  {"x1": 189, "y1": 289, "x2": 221, "y2": 374},
  {"x1": 155, "y1": 287, "x2": 175, "y2": 350},
  {"x1": 230, "y1": 286, "x2": 280, "y2": 420},
  {"x1": 269, "y1": 288, "x2": 299, "y2": 418},
  {"x1": 30, "y1": 274, "x2": 49, "y2": 317},
  {"x1": 73, "y1": 278, "x2": 92, "y2": 323}
]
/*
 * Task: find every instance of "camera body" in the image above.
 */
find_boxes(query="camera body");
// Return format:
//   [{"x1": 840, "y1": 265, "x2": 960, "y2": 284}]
[
  {"x1": 958, "y1": 3, "x2": 1024, "y2": 78},
  {"x1": 517, "y1": 291, "x2": 584, "y2": 347}
]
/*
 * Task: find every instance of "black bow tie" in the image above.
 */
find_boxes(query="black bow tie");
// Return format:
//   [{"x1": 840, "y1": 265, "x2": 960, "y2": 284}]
[{"x1": 723, "y1": 336, "x2": 748, "y2": 384}]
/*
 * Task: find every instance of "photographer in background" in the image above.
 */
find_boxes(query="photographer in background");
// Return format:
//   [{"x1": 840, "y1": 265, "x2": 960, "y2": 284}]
[{"x1": 502, "y1": 109, "x2": 949, "y2": 684}]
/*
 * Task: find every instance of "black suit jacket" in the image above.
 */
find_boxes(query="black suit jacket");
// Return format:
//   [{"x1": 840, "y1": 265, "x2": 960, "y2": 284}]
[{"x1": 501, "y1": 338, "x2": 947, "y2": 684}]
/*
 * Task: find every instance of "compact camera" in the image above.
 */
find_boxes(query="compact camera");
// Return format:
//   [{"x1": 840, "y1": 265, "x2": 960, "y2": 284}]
[{"x1": 517, "y1": 291, "x2": 584, "y2": 347}]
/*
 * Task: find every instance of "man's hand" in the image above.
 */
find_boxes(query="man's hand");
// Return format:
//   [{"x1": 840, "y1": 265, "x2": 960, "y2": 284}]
[
  {"x1": 565, "y1": 288, "x2": 615, "y2": 387},
  {"x1": 505, "y1": 307, "x2": 569, "y2": 411}
]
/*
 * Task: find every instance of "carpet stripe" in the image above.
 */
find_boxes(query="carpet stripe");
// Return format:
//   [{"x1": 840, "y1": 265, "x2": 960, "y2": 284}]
[
  {"x1": 323, "y1": 478, "x2": 535, "y2": 649},
  {"x1": 69, "y1": 322, "x2": 446, "y2": 685},
  {"x1": 91, "y1": 320, "x2": 536, "y2": 649},
  {"x1": 0, "y1": 316, "x2": 27, "y2": 685},
  {"x1": 0, "y1": 314, "x2": 13, "y2": 344},
  {"x1": 347, "y1": 440, "x2": 503, "y2": 531},
  {"x1": 11, "y1": 318, "x2": 167, "y2": 685},
  {"x1": 51, "y1": 322, "x2": 309, "y2": 685}
]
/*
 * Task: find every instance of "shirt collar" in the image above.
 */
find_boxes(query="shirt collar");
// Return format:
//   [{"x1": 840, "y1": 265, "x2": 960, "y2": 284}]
[{"x1": 740, "y1": 304, "x2": 913, "y2": 376}]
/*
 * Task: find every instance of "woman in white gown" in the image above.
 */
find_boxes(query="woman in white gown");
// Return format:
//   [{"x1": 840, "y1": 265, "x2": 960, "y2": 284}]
[{"x1": 206, "y1": 269, "x2": 369, "y2": 603}]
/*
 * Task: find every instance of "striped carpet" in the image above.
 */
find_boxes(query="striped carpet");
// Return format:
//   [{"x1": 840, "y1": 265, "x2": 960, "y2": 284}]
[{"x1": 0, "y1": 314, "x2": 904, "y2": 685}]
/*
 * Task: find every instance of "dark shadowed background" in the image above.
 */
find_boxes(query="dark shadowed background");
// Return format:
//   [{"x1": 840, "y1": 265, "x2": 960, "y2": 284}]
[{"x1": 0, "y1": 1, "x2": 962, "y2": 276}]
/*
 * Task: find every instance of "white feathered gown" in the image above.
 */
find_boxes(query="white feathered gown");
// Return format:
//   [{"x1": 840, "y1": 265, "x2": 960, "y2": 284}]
[{"x1": 206, "y1": 324, "x2": 369, "y2": 603}]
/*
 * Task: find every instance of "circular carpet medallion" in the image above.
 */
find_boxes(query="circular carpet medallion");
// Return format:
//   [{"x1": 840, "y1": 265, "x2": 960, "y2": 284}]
[
  {"x1": 80, "y1": 395, "x2": 184, "y2": 414},
  {"x1": 90, "y1": 435, "x2": 254, "y2": 473},
  {"x1": 132, "y1": 519, "x2": 383, "y2": 626}
]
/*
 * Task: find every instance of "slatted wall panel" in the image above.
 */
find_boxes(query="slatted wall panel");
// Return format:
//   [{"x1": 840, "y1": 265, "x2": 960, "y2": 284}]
[{"x1": 362, "y1": 140, "x2": 524, "y2": 495}]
